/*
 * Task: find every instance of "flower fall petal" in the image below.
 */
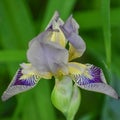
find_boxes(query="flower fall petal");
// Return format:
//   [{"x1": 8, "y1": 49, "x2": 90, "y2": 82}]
[{"x1": 68, "y1": 62, "x2": 119, "y2": 99}]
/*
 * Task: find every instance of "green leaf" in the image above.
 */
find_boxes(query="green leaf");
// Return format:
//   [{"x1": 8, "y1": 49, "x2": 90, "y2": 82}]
[
  {"x1": 101, "y1": 0, "x2": 111, "y2": 67},
  {"x1": 0, "y1": 50, "x2": 26, "y2": 62}
]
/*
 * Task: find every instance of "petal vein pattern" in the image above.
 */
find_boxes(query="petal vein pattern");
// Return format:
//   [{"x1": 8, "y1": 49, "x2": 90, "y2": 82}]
[
  {"x1": 68, "y1": 62, "x2": 119, "y2": 99},
  {"x1": 2, "y1": 67, "x2": 40, "y2": 101}
]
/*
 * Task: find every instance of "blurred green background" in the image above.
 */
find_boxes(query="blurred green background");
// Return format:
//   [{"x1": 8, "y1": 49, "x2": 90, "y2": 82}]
[{"x1": 0, "y1": 0, "x2": 120, "y2": 120}]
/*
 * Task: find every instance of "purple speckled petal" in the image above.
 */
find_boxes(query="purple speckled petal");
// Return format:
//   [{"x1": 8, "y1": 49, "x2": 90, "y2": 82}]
[
  {"x1": 1, "y1": 68, "x2": 40, "y2": 101},
  {"x1": 74, "y1": 64, "x2": 119, "y2": 99}
]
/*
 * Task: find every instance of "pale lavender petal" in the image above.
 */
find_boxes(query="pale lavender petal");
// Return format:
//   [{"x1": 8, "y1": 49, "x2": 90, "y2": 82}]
[
  {"x1": 60, "y1": 16, "x2": 86, "y2": 60},
  {"x1": 62, "y1": 15, "x2": 79, "y2": 34},
  {"x1": 45, "y1": 11, "x2": 64, "y2": 30},
  {"x1": 68, "y1": 33, "x2": 86, "y2": 58},
  {"x1": 1, "y1": 68, "x2": 40, "y2": 101},
  {"x1": 28, "y1": 31, "x2": 51, "y2": 47},
  {"x1": 74, "y1": 64, "x2": 119, "y2": 99},
  {"x1": 27, "y1": 38, "x2": 68, "y2": 74}
]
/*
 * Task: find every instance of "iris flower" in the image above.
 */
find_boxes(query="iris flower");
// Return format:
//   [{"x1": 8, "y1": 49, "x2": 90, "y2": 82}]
[{"x1": 2, "y1": 11, "x2": 119, "y2": 101}]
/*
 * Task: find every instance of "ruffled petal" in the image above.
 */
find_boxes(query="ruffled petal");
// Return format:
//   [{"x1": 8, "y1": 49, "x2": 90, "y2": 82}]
[
  {"x1": 68, "y1": 62, "x2": 119, "y2": 99},
  {"x1": 1, "y1": 64, "x2": 41, "y2": 101},
  {"x1": 61, "y1": 16, "x2": 86, "y2": 60},
  {"x1": 27, "y1": 36, "x2": 69, "y2": 75}
]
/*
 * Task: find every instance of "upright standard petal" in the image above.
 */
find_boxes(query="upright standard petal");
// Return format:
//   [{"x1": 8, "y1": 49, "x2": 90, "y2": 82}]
[
  {"x1": 29, "y1": 26, "x2": 66, "y2": 48},
  {"x1": 1, "y1": 63, "x2": 41, "y2": 101},
  {"x1": 48, "y1": 21, "x2": 67, "y2": 47},
  {"x1": 27, "y1": 35, "x2": 69, "y2": 75},
  {"x1": 45, "y1": 11, "x2": 66, "y2": 47},
  {"x1": 62, "y1": 15, "x2": 79, "y2": 34},
  {"x1": 68, "y1": 62, "x2": 119, "y2": 99},
  {"x1": 61, "y1": 16, "x2": 86, "y2": 60},
  {"x1": 45, "y1": 11, "x2": 64, "y2": 30}
]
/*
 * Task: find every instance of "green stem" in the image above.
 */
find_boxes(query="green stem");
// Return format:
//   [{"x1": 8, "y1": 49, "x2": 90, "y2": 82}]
[{"x1": 101, "y1": 0, "x2": 111, "y2": 68}]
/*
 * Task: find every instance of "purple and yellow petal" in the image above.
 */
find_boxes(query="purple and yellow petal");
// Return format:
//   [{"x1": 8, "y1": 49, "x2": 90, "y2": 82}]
[
  {"x1": 68, "y1": 62, "x2": 119, "y2": 99},
  {"x1": 1, "y1": 67, "x2": 40, "y2": 101}
]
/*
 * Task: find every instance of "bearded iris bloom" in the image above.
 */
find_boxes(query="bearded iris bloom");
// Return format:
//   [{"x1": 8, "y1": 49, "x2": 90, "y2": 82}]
[{"x1": 1, "y1": 11, "x2": 119, "y2": 101}]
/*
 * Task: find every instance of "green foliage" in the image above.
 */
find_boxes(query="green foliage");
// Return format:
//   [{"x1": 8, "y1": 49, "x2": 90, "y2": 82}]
[{"x1": 0, "y1": 0, "x2": 120, "y2": 120}]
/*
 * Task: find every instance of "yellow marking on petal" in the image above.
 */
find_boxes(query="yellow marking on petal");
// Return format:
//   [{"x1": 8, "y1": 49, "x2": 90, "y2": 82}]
[
  {"x1": 50, "y1": 21, "x2": 66, "y2": 47},
  {"x1": 21, "y1": 72, "x2": 52, "y2": 80},
  {"x1": 20, "y1": 73, "x2": 33, "y2": 80},
  {"x1": 68, "y1": 62, "x2": 92, "y2": 79},
  {"x1": 68, "y1": 62, "x2": 85, "y2": 74},
  {"x1": 52, "y1": 66, "x2": 68, "y2": 79},
  {"x1": 69, "y1": 44, "x2": 81, "y2": 61},
  {"x1": 20, "y1": 63, "x2": 52, "y2": 80},
  {"x1": 40, "y1": 72, "x2": 52, "y2": 79}
]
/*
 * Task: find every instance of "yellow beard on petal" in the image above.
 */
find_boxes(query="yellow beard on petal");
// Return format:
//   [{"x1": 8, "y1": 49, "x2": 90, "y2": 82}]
[
  {"x1": 20, "y1": 63, "x2": 52, "y2": 80},
  {"x1": 68, "y1": 62, "x2": 92, "y2": 80},
  {"x1": 40, "y1": 72, "x2": 52, "y2": 79}
]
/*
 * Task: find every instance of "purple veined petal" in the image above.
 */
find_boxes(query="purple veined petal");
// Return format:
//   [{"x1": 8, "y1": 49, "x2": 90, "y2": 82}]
[
  {"x1": 1, "y1": 67, "x2": 40, "y2": 101},
  {"x1": 75, "y1": 64, "x2": 119, "y2": 99},
  {"x1": 69, "y1": 62, "x2": 119, "y2": 99}
]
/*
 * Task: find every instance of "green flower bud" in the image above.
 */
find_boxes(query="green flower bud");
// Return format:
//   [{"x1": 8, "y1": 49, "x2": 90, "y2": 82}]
[
  {"x1": 66, "y1": 85, "x2": 81, "y2": 120},
  {"x1": 51, "y1": 76, "x2": 81, "y2": 120}
]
